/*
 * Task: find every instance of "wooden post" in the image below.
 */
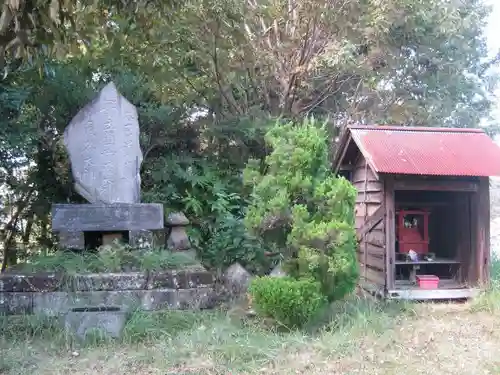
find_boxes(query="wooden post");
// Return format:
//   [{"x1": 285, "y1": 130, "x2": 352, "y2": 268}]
[
  {"x1": 384, "y1": 176, "x2": 395, "y2": 291},
  {"x1": 477, "y1": 177, "x2": 490, "y2": 285},
  {"x1": 470, "y1": 189, "x2": 479, "y2": 284}
]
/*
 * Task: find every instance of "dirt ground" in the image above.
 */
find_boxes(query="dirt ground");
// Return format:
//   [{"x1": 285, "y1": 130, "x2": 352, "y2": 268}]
[{"x1": 2, "y1": 300, "x2": 500, "y2": 375}]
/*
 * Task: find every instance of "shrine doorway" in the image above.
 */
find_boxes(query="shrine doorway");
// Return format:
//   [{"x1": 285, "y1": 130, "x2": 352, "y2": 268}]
[{"x1": 393, "y1": 190, "x2": 475, "y2": 292}]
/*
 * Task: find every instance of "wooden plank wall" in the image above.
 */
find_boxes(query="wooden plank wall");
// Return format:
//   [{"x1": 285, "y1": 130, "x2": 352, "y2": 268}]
[
  {"x1": 351, "y1": 156, "x2": 386, "y2": 291},
  {"x1": 453, "y1": 178, "x2": 488, "y2": 286}
]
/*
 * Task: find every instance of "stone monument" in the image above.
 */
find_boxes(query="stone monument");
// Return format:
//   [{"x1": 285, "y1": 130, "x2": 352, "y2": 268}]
[{"x1": 52, "y1": 82, "x2": 164, "y2": 249}]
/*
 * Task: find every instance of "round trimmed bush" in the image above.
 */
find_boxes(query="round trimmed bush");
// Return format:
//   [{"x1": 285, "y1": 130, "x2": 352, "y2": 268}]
[{"x1": 248, "y1": 276, "x2": 327, "y2": 329}]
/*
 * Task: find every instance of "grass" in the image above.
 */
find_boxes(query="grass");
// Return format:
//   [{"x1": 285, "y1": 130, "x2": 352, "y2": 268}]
[
  {"x1": 0, "y1": 298, "x2": 413, "y2": 375},
  {"x1": 468, "y1": 255, "x2": 500, "y2": 313},
  {"x1": 9, "y1": 246, "x2": 201, "y2": 274},
  {"x1": 3, "y1": 260, "x2": 500, "y2": 374}
]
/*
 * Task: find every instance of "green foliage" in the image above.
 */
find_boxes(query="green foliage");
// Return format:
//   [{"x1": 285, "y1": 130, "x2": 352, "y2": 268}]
[
  {"x1": 142, "y1": 156, "x2": 247, "y2": 245},
  {"x1": 249, "y1": 276, "x2": 327, "y2": 329},
  {"x1": 116, "y1": 0, "x2": 498, "y2": 128},
  {"x1": 245, "y1": 118, "x2": 358, "y2": 301},
  {"x1": 201, "y1": 215, "x2": 273, "y2": 274},
  {"x1": 0, "y1": 59, "x2": 266, "y2": 267},
  {"x1": 1, "y1": 0, "x2": 498, "y2": 271},
  {"x1": 4, "y1": 0, "x2": 497, "y2": 128}
]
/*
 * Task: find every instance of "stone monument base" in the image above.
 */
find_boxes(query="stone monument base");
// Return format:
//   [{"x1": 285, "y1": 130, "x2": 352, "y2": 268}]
[{"x1": 52, "y1": 203, "x2": 164, "y2": 250}]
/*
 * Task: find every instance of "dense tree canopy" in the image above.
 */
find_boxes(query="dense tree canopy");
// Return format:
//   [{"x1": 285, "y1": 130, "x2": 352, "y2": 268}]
[
  {"x1": 0, "y1": 0, "x2": 498, "y2": 267},
  {"x1": 88, "y1": 0, "x2": 498, "y2": 127}
]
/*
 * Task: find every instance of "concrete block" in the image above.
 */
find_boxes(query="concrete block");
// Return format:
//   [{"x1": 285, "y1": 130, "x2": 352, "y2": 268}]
[{"x1": 62, "y1": 307, "x2": 128, "y2": 340}]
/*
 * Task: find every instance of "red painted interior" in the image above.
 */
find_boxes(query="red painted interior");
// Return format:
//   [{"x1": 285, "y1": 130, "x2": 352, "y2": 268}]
[{"x1": 397, "y1": 209, "x2": 430, "y2": 254}]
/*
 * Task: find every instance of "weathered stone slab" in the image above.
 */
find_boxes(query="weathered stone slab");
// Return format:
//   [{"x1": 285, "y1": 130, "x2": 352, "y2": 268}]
[
  {"x1": 177, "y1": 287, "x2": 215, "y2": 309},
  {"x1": 223, "y1": 263, "x2": 253, "y2": 296},
  {"x1": 63, "y1": 307, "x2": 127, "y2": 340},
  {"x1": 59, "y1": 231, "x2": 85, "y2": 249},
  {"x1": 0, "y1": 271, "x2": 213, "y2": 292},
  {"x1": 1, "y1": 287, "x2": 217, "y2": 316},
  {"x1": 52, "y1": 203, "x2": 164, "y2": 231},
  {"x1": 129, "y1": 230, "x2": 154, "y2": 249},
  {"x1": 0, "y1": 292, "x2": 33, "y2": 314},
  {"x1": 33, "y1": 290, "x2": 142, "y2": 316},
  {"x1": 64, "y1": 82, "x2": 142, "y2": 204},
  {"x1": 0, "y1": 273, "x2": 62, "y2": 293},
  {"x1": 147, "y1": 270, "x2": 214, "y2": 290},
  {"x1": 188, "y1": 270, "x2": 216, "y2": 287},
  {"x1": 140, "y1": 288, "x2": 216, "y2": 310},
  {"x1": 2, "y1": 288, "x2": 215, "y2": 316},
  {"x1": 0, "y1": 273, "x2": 147, "y2": 292},
  {"x1": 69, "y1": 273, "x2": 148, "y2": 292}
]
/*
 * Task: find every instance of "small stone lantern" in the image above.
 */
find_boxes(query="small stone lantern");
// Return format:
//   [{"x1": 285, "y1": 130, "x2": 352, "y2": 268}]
[{"x1": 166, "y1": 212, "x2": 191, "y2": 251}]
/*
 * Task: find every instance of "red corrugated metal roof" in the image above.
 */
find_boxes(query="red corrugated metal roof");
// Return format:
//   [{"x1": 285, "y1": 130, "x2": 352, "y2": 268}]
[{"x1": 348, "y1": 125, "x2": 500, "y2": 176}]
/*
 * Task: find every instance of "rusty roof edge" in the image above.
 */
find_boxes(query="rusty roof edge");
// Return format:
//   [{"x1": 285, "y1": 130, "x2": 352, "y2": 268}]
[
  {"x1": 348, "y1": 124, "x2": 485, "y2": 134},
  {"x1": 349, "y1": 132, "x2": 381, "y2": 179}
]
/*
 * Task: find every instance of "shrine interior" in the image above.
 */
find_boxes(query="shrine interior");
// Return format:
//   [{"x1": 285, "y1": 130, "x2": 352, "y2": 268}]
[{"x1": 393, "y1": 189, "x2": 476, "y2": 289}]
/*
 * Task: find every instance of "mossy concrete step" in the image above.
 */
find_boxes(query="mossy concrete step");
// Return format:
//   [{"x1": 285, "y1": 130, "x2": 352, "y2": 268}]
[{"x1": 0, "y1": 269, "x2": 216, "y2": 315}]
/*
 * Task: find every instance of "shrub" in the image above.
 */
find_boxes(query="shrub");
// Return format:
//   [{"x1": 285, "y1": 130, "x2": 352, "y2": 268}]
[
  {"x1": 201, "y1": 215, "x2": 274, "y2": 274},
  {"x1": 244, "y1": 118, "x2": 358, "y2": 302},
  {"x1": 249, "y1": 276, "x2": 327, "y2": 328},
  {"x1": 142, "y1": 156, "x2": 249, "y2": 250}
]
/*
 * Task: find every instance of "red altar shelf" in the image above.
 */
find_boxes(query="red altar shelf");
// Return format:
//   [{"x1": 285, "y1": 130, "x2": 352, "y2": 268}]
[{"x1": 397, "y1": 209, "x2": 430, "y2": 254}]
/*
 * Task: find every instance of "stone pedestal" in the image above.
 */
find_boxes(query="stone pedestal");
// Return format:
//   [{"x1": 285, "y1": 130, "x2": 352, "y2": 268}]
[
  {"x1": 52, "y1": 203, "x2": 164, "y2": 250},
  {"x1": 166, "y1": 212, "x2": 190, "y2": 251},
  {"x1": 52, "y1": 82, "x2": 164, "y2": 252}
]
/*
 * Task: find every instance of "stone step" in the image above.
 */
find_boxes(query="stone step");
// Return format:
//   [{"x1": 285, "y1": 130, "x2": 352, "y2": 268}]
[{"x1": 0, "y1": 287, "x2": 216, "y2": 315}]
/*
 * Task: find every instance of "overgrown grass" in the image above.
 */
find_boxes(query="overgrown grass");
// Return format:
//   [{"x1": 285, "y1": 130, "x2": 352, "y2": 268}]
[
  {"x1": 4, "y1": 253, "x2": 499, "y2": 374},
  {"x1": 10, "y1": 246, "x2": 200, "y2": 274},
  {"x1": 469, "y1": 255, "x2": 500, "y2": 312},
  {"x1": 0, "y1": 296, "x2": 412, "y2": 374}
]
